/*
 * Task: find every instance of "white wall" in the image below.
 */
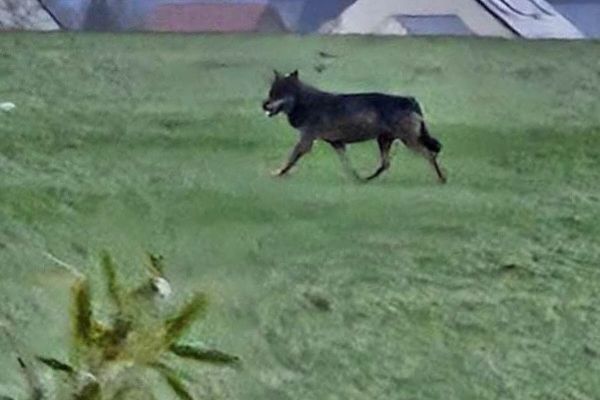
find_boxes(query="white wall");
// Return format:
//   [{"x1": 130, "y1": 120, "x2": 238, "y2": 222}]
[
  {"x1": 321, "y1": 0, "x2": 514, "y2": 37},
  {"x1": 0, "y1": 0, "x2": 59, "y2": 30}
]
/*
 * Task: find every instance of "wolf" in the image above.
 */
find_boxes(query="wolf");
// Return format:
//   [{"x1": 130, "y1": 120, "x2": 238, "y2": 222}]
[{"x1": 262, "y1": 70, "x2": 446, "y2": 183}]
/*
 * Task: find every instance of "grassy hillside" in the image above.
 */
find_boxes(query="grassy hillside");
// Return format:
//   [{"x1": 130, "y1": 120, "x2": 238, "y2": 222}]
[{"x1": 1, "y1": 33, "x2": 600, "y2": 399}]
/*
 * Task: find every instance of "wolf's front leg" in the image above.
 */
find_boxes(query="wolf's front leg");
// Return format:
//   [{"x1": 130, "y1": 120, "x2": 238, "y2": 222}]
[{"x1": 273, "y1": 137, "x2": 314, "y2": 177}]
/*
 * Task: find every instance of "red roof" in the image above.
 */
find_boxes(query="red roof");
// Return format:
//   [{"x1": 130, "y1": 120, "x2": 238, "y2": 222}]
[{"x1": 146, "y1": 3, "x2": 287, "y2": 33}]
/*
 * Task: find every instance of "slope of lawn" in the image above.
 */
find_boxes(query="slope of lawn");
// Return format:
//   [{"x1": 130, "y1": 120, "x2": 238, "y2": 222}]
[{"x1": 1, "y1": 32, "x2": 600, "y2": 399}]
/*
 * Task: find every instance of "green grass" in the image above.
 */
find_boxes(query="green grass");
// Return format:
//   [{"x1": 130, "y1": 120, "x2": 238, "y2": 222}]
[{"x1": 1, "y1": 32, "x2": 600, "y2": 399}]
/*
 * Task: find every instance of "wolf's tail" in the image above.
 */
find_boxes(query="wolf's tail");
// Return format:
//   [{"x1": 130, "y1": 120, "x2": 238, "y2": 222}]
[{"x1": 418, "y1": 121, "x2": 442, "y2": 154}]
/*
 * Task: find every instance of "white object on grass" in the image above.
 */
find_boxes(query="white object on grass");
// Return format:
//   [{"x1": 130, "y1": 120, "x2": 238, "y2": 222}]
[
  {"x1": 0, "y1": 102, "x2": 16, "y2": 112},
  {"x1": 152, "y1": 276, "x2": 173, "y2": 299},
  {"x1": 43, "y1": 251, "x2": 84, "y2": 279}
]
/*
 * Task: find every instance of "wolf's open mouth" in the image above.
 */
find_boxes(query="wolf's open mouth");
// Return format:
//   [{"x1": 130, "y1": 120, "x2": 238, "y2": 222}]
[{"x1": 262, "y1": 99, "x2": 285, "y2": 117}]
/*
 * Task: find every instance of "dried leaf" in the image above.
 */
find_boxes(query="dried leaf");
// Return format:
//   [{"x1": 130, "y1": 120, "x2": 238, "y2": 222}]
[
  {"x1": 100, "y1": 251, "x2": 123, "y2": 312},
  {"x1": 36, "y1": 356, "x2": 75, "y2": 374},
  {"x1": 170, "y1": 344, "x2": 240, "y2": 366},
  {"x1": 72, "y1": 279, "x2": 93, "y2": 347},
  {"x1": 150, "y1": 363, "x2": 194, "y2": 400},
  {"x1": 164, "y1": 294, "x2": 208, "y2": 344}
]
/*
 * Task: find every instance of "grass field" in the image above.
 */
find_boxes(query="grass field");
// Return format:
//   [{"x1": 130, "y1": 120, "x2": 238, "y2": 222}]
[{"x1": 1, "y1": 33, "x2": 600, "y2": 399}]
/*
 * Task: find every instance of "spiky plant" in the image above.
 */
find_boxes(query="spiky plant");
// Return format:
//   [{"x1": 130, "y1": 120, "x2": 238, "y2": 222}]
[{"x1": 37, "y1": 252, "x2": 240, "y2": 400}]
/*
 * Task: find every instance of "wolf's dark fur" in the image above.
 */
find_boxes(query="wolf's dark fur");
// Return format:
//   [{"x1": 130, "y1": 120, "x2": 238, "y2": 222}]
[{"x1": 263, "y1": 70, "x2": 446, "y2": 183}]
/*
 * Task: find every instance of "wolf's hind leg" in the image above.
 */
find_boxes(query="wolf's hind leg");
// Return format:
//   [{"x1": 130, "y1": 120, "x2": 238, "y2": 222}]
[
  {"x1": 428, "y1": 154, "x2": 447, "y2": 184},
  {"x1": 365, "y1": 136, "x2": 393, "y2": 181},
  {"x1": 328, "y1": 141, "x2": 362, "y2": 181},
  {"x1": 397, "y1": 114, "x2": 446, "y2": 184}
]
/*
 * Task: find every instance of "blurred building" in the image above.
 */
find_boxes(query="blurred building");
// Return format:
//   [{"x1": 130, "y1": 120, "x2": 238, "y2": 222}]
[
  {"x1": 44, "y1": 0, "x2": 153, "y2": 31},
  {"x1": 4, "y1": 0, "x2": 599, "y2": 39},
  {"x1": 320, "y1": 0, "x2": 514, "y2": 37},
  {"x1": 144, "y1": 0, "x2": 354, "y2": 34},
  {"x1": 320, "y1": 0, "x2": 588, "y2": 39},
  {"x1": 270, "y1": 0, "x2": 357, "y2": 33},
  {"x1": 146, "y1": 2, "x2": 287, "y2": 33},
  {"x1": 478, "y1": 0, "x2": 584, "y2": 38}
]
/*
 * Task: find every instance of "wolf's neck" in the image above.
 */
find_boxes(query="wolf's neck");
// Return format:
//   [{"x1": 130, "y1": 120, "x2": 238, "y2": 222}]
[
  {"x1": 298, "y1": 81, "x2": 329, "y2": 97},
  {"x1": 286, "y1": 84, "x2": 329, "y2": 128}
]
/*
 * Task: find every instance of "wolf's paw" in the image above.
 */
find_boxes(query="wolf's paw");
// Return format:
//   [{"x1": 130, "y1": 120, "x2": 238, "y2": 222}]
[{"x1": 270, "y1": 168, "x2": 285, "y2": 177}]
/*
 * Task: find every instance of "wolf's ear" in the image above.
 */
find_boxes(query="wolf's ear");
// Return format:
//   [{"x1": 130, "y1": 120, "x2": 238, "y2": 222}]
[
  {"x1": 273, "y1": 69, "x2": 282, "y2": 80},
  {"x1": 290, "y1": 70, "x2": 299, "y2": 79}
]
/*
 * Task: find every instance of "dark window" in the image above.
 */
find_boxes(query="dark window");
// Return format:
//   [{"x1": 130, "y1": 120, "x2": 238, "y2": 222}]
[{"x1": 394, "y1": 14, "x2": 473, "y2": 36}]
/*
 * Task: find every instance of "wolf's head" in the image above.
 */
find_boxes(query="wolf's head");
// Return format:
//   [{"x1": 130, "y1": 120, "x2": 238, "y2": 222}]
[{"x1": 262, "y1": 70, "x2": 300, "y2": 117}]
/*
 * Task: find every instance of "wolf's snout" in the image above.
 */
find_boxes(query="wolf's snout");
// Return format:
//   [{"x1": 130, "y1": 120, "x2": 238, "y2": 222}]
[{"x1": 262, "y1": 99, "x2": 277, "y2": 117}]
